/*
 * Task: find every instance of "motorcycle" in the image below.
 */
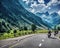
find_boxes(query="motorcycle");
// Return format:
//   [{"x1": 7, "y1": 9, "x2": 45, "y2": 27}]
[
  {"x1": 48, "y1": 33, "x2": 51, "y2": 38},
  {"x1": 54, "y1": 30, "x2": 58, "y2": 36},
  {"x1": 48, "y1": 30, "x2": 51, "y2": 38}
]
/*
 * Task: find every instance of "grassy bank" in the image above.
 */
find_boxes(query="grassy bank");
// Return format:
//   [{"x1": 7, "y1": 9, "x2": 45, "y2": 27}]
[{"x1": 0, "y1": 30, "x2": 49, "y2": 40}]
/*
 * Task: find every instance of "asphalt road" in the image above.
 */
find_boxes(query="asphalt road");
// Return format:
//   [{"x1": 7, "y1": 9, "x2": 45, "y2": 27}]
[{"x1": 0, "y1": 34, "x2": 60, "y2": 48}]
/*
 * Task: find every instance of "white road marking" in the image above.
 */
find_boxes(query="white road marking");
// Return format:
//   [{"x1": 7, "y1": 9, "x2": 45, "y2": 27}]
[
  {"x1": 38, "y1": 39, "x2": 45, "y2": 47},
  {"x1": 42, "y1": 39, "x2": 44, "y2": 42},
  {"x1": 39, "y1": 43, "x2": 42, "y2": 47}
]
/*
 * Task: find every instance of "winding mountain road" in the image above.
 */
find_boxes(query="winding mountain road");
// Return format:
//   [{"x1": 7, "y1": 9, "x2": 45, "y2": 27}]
[{"x1": 0, "y1": 33, "x2": 60, "y2": 48}]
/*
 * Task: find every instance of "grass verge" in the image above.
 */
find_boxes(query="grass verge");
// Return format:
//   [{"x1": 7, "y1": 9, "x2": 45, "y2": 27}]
[{"x1": 0, "y1": 30, "x2": 49, "y2": 40}]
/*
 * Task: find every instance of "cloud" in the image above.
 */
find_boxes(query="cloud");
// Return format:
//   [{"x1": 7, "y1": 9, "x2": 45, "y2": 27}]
[
  {"x1": 38, "y1": 0, "x2": 44, "y2": 3},
  {"x1": 22, "y1": 0, "x2": 60, "y2": 14},
  {"x1": 31, "y1": 9, "x2": 35, "y2": 13},
  {"x1": 47, "y1": 0, "x2": 59, "y2": 6},
  {"x1": 23, "y1": 0, "x2": 27, "y2": 1},
  {"x1": 29, "y1": 1, "x2": 47, "y2": 13},
  {"x1": 58, "y1": 10, "x2": 60, "y2": 15},
  {"x1": 31, "y1": 4, "x2": 46, "y2": 13},
  {"x1": 30, "y1": 1, "x2": 38, "y2": 7}
]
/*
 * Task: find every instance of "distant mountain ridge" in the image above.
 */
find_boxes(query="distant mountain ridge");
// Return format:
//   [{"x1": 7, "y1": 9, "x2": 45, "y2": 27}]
[{"x1": 36, "y1": 12, "x2": 60, "y2": 27}]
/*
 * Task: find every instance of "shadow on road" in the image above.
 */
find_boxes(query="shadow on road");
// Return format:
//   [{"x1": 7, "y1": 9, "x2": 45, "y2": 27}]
[{"x1": 49, "y1": 37, "x2": 57, "y2": 39}]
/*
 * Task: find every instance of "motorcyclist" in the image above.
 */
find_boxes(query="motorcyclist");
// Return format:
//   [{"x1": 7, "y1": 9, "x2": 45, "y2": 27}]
[
  {"x1": 54, "y1": 30, "x2": 58, "y2": 36},
  {"x1": 48, "y1": 30, "x2": 51, "y2": 38}
]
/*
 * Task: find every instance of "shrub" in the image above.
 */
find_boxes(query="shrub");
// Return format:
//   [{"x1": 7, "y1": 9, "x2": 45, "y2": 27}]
[
  {"x1": 31, "y1": 24, "x2": 36, "y2": 32},
  {"x1": 13, "y1": 30, "x2": 17, "y2": 37},
  {"x1": 24, "y1": 26, "x2": 28, "y2": 30}
]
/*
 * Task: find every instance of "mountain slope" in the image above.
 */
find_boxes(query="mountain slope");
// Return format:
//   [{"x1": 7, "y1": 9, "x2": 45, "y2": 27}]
[
  {"x1": 0, "y1": 0, "x2": 51, "y2": 32},
  {"x1": 36, "y1": 12, "x2": 60, "y2": 28}
]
